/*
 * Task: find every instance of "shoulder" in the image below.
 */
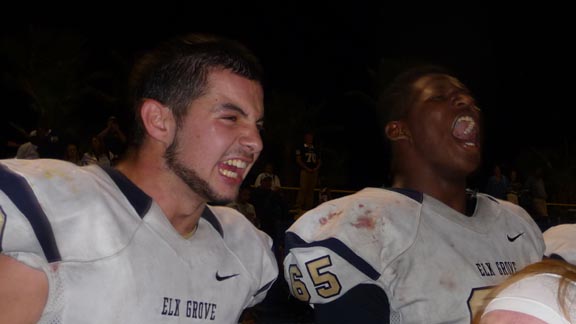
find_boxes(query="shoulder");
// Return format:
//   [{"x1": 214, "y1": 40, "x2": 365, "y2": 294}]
[
  {"x1": 477, "y1": 193, "x2": 537, "y2": 226},
  {"x1": 543, "y1": 224, "x2": 576, "y2": 262},
  {"x1": 284, "y1": 188, "x2": 423, "y2": 304},
  {"x1": 206, "y1": 205, "x2": 276, "y2": 262},
  {"x1": 206, "y1": 205, "x2": 278, "y2": 297},
  {"x1": 476, "y1": 193, "x2": 544, "y2": 251},
  {"x1": 1, "y1": 159, "x2": 144, "y2": 263},
  {"x1": 288, "y1": 187, "x2": 422, "y2": 243}
]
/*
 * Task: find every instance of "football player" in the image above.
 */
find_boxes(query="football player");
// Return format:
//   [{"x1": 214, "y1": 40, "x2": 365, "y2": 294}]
[
  {"x1": 283, "y1": 65, "x2": 544, "y2": 323},
  {"x1": 0, "y1": 33, "x2": 278, "y2": 323}
]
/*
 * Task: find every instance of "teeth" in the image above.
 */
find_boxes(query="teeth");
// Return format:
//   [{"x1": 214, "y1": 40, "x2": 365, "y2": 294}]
[
  {"x1": 219, "y1": 168, "x2": 239, "y2": 179},
  {"x1": 223, "y1": 159, "x2": 247, "y2": 169},
  {"x1": 458, "y1": 116, "x2": 476, "y2": 135}
]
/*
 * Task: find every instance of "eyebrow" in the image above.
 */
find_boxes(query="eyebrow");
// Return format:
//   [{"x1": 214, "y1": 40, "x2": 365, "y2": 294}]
[
  {"x1": 220, "y1": 103, "x2": 247, "y2": 116},
  {"x1": 219, "y1": 103, "x2": 265, "y2": 124}
]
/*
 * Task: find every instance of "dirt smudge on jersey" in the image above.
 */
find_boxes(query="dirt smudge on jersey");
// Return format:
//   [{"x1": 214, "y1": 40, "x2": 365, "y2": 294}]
[
  {"x1": 319, "y1": 210, "x2": 343, "y2": 226},
  {"x1": 352, "y1": 210, "x2": 376, "y2": 230}
]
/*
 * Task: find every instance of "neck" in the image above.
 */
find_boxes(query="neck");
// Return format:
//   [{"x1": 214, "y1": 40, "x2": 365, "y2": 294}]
[
  {"x1": 393, "y1": 174, "x2": 468, "y2": 214},
  {"x1": 115, "y1": 147, "x2": 205, "y2": 237}
]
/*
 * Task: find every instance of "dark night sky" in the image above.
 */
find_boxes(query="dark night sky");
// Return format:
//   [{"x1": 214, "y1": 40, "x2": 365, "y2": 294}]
[{"x1": 1, "y1": 11, "x2": 574, "y2": 189}]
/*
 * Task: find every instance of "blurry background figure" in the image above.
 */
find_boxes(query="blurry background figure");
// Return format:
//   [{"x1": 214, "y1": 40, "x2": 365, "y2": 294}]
[
  {"x1": 251, "y1": 176, "x2": 291, "y2": 257},
  {"x1": 15, "y1": 127, "x2": 60, "y2": 160},
  {"x1": 15, "y1": 130, "x2": 41, "y2": 159},
  {"x1": 295, "y1": 131, "x2": 321, "y2": 211},
  {"x1": 97, "y1": 116, "x2": 127, "y2": 163},
  {"x1": 227, "y1": 186, "x2": 259, "y2": 227},
  {"x1": 81, "y1": 136, "x2": 114, "y2": 167},
  {"x1": 525, "y1": 167, "x2": 549, "y2": 217},
  {"x1": 63, "y1": 143, "x2": 82, "y2": 166},
  {"x1": 254, "y1": 162, "x2": 282, "y2": 191},
  {"x1": 318, "y1": 187, "x2": 331, "y2": 204},
  {"x1": 484, "y1": 164, "x2": 509, "y2": 200},
  {"x1": 506, "y1": 169, "x2": 523, "y2": 205}
]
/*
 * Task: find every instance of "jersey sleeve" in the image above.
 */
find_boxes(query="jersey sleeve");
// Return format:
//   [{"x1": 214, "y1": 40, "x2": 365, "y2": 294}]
[
  {"x1": 543, "y1": 224, "x2": 576, "y2": 263},
  {"x1": 209, "y1": 206, "x2": 279, "y2": 307},
  {"x1": 0, "y1": 162, "x2": 58, "y2": 268},
  {"x1": 283, "y1": 188, "x2": 421, "y2": 305}
]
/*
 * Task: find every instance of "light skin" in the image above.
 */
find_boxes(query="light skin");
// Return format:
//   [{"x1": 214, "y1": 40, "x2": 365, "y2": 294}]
[
  {"x1": 385, "y1": 74, "x2": 481, "y2": 213},
  {"x1": 480, "y1": 310, "x2": 548, "y2": 324},
  {"x1": 0, "y1": 68, "x2": 264, "y2": 323}
]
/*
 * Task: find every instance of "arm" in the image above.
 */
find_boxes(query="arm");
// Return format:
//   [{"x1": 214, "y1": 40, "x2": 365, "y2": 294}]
[
  {"x1": 315, "y1": 284, "x2": 390, "y2": 324},
  {"x1": 0, "y1": 254, "x2": 48, "y2": 324},
  {"x1": 296, "y1": 154, "x2": 309, "y2": 171},
  {"x1": 98, "y1": 121, "x2": 127, "y2": 144},
  {"x1": 313, "y1": 156, "x2": 322, "y2": 172}
]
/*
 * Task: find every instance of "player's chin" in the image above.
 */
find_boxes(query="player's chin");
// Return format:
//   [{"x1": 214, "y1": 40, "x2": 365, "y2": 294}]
[
  {"x1": 207, "y1": 191, "x2": 236, "y2": 206},
  {"x1": 459, "y1": 159, "x2": 481, "y2": 175},
  {"x1": 211, "y1": 183, "x2": 240, "y2": 203}
]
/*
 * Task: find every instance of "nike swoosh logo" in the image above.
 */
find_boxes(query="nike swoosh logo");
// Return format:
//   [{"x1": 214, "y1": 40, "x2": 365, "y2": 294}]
[
  {"x1": 215, "y1": 272, "x2": 240, "y2": 281},
  {"x1": 507, "y1": 232, "x2": 525, "y2": 242}
]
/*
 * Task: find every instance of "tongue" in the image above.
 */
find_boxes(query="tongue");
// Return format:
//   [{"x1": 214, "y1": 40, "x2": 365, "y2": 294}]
[{"x1": 453, "y1": 118, "x2": 476, "y2": 141}]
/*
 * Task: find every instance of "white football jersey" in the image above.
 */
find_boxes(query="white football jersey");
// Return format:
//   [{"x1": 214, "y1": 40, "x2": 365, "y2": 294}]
[
  {"x1": 544, "y1": 224, "x2": 576, "y2": 264},
  {"x1": 0, "y1": 159, "x2": 278, "y2": 324},
  {"x1": 284, "y1": 187, "x2": 544, "y2": 323}
]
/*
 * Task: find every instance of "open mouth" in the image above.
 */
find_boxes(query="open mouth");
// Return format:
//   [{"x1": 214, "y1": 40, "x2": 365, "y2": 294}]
[
  {"x1": 452, "y1": 115, "x2": 479, "y2": 147},
  {"x1": 218, "y1": 159, "x2": 248, "y2": 179}
]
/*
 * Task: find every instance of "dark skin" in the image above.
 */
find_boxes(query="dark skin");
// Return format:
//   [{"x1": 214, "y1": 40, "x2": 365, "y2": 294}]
[
  {"x1": 314, "y1": 72, "x2": 485, "y2": 324},
  {"x1": 385, "y1": 74, "x2": 482, "y2": 214}
]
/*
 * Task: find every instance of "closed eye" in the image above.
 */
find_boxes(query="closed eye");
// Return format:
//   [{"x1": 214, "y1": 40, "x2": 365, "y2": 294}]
[{"x1": 429, "y1": 95, "x2": 446, "y2": 102}]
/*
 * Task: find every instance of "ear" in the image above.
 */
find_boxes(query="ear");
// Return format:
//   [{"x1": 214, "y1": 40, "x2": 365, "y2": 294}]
[
  {"x1": 385, "y1": 121, "x2": 411, "y2": 141},
  {"x1": 140, "y1": 99, "x2": 175, "y2": 146}
]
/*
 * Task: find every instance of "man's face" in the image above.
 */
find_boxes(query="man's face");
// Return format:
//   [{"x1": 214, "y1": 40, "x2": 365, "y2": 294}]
[
  {"x1": 165, "y1": 69, "x2": 264, "y2": 204},
  {"x1": 404, "y1": 74, "x2": 482, "y2": 179}
]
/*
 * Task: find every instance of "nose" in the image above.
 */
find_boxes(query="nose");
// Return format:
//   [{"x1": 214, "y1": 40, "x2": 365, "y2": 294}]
[
  {"x1": 240, "y1": 125, "x2": 263, "y2": 155},
  {"x1": 452, "y1": 92, "x2": 476, "y2": 110}
]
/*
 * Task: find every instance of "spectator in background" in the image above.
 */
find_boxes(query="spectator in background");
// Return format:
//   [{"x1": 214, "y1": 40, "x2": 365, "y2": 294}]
[
  {"x1": 295, "y1": 131, "x2": 321, "y2": 211},
  {"x1": 254, "y1": 162, "x2": 282, "y2": 191},
  {"x1": 318, "y1": 186, "x2": 332, "y2": 204},
  {"x1": 63, "y1": 143, "x2": 82, "y2": 166},
  {"x1": 81, "y1": 136, "x2": 114, "y2": 167},
  {"x1": 16, "y1": 127, "x2": 60, "y2": 160},
  {"x1": 252, "y1": 176, "x2": 291, "y2": 256},
  {"x1": 525, "y1": 167, "x2": 548, "y2": 217},
  {"x1": 484, "y1": 164, "x2": 509, "y2": 200},
  {"x1": 97, "y1": 116, "x2": 127, "y2": 163},
  {"x1": 228, "y1": 186, "x2": 259, "y2": 227},
  {"x1": 15, "y1": 130, "x2": 41, "y2": 159},
  {"x1": 506, "y1": 168, "x2": 523, "y2": 205}
]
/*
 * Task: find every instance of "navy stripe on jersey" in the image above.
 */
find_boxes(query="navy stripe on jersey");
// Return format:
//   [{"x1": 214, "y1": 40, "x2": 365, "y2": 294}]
[
  {"x1": 386, "y1": 187, "x2": 424, "y2": 203},
  {"x1": 102, "y1": 166, "x2": 152, "y2": 218},
  {"x1": 285, "y1": 232, "x2": 380, "y2": 280},
  {"x1": 0, "y1": 206, "x2": 6, "y2": 252},
  {"x1": 254, "y1": 278, "x2": 275, "y2": 297},
  {"x1": 0, "y1": 164, "x2": 61, "y2": 262},
  {"x1": 202, "y1": 207, "x2": 224, "y2": 237}
]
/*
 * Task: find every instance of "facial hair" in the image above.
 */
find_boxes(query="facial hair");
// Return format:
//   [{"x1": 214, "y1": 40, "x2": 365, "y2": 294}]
[{"x1": 164, "y1": 133, "x2": 234, "y2": 205}]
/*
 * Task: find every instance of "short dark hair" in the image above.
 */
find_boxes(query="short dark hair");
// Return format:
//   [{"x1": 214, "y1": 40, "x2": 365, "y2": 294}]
[
  {"x1": 377, "y1": 65, "x2": 453, "y2": 126},
  {"x1": 128, "y1": 33, "x2": 263, "y2": 146}
]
